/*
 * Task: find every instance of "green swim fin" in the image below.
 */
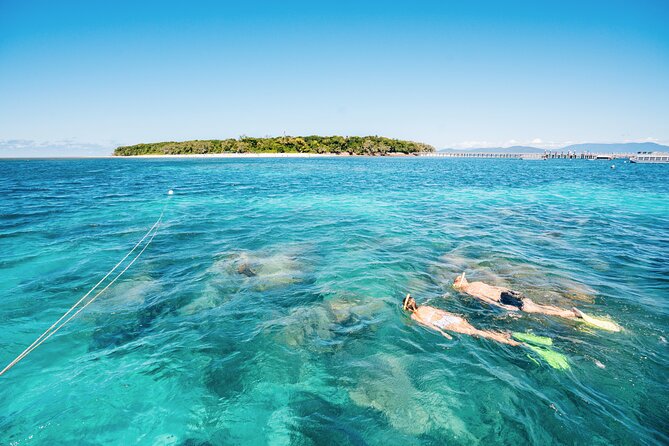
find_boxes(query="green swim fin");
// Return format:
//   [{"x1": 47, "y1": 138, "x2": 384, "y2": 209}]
[
  {"x1": 526, "y1": 345, "x2": 570, "y2": 370},
  {"x1": 513, "y1": 332, "x2": 553, "y2": 347},
  {"x1": 573, "y1": 308, "x2": 621, "y2": 332}
]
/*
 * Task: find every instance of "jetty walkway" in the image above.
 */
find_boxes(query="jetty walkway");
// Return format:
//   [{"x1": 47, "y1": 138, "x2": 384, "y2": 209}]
[{"x1": 418, "y1": 152, "x2": 634, "y2": 160}]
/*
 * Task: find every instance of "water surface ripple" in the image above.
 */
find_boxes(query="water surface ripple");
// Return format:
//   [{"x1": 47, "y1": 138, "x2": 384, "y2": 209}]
[{"x1": 0, "y1": 158, "x2": 667, "y2": 445}]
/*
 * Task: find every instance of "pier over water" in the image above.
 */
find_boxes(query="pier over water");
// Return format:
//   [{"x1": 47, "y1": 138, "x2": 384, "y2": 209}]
[{"x1": 418, "y1": 151, "x2": 634, "y2": 160}]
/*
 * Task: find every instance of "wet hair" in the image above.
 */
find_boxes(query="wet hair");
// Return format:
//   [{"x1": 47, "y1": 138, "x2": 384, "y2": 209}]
[{"x1": 402, "y1": 294, "x2": 417, "y2": 312}]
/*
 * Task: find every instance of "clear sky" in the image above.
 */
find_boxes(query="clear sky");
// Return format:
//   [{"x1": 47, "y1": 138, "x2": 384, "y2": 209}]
[{"x1": 1, "y1": 0, "x2": 668, "y2": 155}]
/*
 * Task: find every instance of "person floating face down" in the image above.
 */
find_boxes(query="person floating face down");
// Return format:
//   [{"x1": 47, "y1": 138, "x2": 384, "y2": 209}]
[
  {"x1": 452, "y1": 272, "x2": 577, "y2": 317},
  {"x1": 452, "y1": 272, "x2": 621, "y2": 332},
  {"x1": 402, "y1": 294, "x2": 575, "y2": 371},
  {"x1": 402, "y1": 294, "x2": 520, "y2": 346}
]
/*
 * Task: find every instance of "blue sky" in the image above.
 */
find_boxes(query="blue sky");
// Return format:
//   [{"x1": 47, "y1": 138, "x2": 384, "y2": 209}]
[{"x1": 1, "y1": 0, "x2": 668, "y2": 155}]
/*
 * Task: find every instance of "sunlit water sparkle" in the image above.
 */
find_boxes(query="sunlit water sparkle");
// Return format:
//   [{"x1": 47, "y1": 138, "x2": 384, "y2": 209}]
[{"x1": 0, "y1": 158, "x2": 667, "y2": 445}]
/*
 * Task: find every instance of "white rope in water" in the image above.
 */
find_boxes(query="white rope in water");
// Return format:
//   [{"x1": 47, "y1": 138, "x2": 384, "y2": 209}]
[{"x1": 0, "y1": 195, "x2": 171, "y2": 377}]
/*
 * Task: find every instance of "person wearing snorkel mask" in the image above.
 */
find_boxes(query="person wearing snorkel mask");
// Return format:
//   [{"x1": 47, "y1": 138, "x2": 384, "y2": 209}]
[
  {"x1": 401, "y1": 294, "x2": 573, "y2": 371},
  {"x1": 402, "y1": 294, "x2": 519, "y2": 345},
  {"x1": 452, "y1": 272, "x2": 621, "y2": 332}
]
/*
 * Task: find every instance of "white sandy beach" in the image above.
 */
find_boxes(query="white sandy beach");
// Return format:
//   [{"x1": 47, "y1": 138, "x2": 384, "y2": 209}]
[
  {"x1": 114, "y1": 152, "x2": 414, "y2": 159},
  {"x1": 0, "y1": 153, "x2": 415, "y2": 159}
]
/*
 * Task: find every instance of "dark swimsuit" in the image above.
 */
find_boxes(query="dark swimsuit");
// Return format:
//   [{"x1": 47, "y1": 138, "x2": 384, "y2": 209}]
[{"x1": 500, "y1": 290, "x2": 524, "y2": 309}]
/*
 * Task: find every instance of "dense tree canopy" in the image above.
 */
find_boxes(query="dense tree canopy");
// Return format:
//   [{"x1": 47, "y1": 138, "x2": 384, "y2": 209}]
[{"x1": 113, "y1": 136, "x2": 434, "y2": 156}]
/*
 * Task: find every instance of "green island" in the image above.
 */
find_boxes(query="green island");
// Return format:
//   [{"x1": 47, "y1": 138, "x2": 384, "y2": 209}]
[{"x1": 113, "y1": 136, "x2": 435, "y2": 156}]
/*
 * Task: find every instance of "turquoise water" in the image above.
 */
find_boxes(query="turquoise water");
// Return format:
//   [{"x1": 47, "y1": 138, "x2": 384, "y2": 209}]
[{"x1": 1, "y1": 158, "x2": 667, "y2": 445}]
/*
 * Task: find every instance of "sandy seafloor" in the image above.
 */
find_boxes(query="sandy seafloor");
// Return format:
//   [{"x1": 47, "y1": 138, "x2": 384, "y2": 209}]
[{"x1": 0, "y1": 157, "x2": 667, "y2": 445}]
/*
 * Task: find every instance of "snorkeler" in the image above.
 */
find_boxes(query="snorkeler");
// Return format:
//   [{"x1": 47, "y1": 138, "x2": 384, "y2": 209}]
[
  {"x1": 402, "y1": 294, "x2": 520, "y2": 345},
  {"x1": 452, "y1": 272, "x2": 621, "y2": 332},
  {"x1": 402, "y1": 294, "x2": 571, "y2": 370}
]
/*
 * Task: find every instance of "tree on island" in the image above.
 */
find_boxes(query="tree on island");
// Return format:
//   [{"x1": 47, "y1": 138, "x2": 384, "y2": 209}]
[{"x1": 113, "y1": 136, "x2": 435, "y2": 156}]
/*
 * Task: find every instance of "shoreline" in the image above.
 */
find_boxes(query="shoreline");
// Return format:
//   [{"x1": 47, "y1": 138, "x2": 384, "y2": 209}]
[
  {"x1": 0, "y1": 153, "x2": 418, "y2": 160},
  {"x1": 116, "y1": 152, "x2": 417, "y2": 159}
]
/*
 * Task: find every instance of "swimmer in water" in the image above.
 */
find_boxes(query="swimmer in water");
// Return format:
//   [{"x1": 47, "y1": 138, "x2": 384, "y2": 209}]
[
  {"x1": 402, "y1": 294, "x2": 573, "y2": 370},
  {"x1": 453, "y1": 272, "x2": 577, "y2": 317},
  {"x1": 452, "y1": 272, "x2": 621, "y2": 331},
  {"x1": 402, "y1": 294, "x2": 520, "y2": 345}
]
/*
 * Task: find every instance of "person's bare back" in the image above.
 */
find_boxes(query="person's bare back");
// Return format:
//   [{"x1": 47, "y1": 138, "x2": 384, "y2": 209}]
[
  {"x1": 403, "y1": 294, "x2": 519, "y2": 345},
  {"x1": 457, "y1": 278, "x2": 518, "y2": 309},
  {"x1": 401, "y1": 294, "x2": 577, "y2": 370},
  {"x1": 453, "y1": 272, "x2": 590, "y2": 319}
]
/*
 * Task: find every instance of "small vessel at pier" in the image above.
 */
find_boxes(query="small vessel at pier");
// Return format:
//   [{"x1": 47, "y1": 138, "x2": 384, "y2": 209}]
[{"x1": 630, "y1": 152, "x2": 669, "y2": 163}]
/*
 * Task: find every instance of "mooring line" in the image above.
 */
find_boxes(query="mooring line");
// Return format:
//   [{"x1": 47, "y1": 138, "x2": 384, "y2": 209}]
[{"x1": 0, "y1": 193, "x2": 172, "y2": 377}]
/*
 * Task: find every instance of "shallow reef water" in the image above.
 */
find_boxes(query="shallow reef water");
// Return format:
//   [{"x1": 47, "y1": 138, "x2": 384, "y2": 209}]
[{"x1": 0, "y1": 157, "x2": 667, "y2": 445}]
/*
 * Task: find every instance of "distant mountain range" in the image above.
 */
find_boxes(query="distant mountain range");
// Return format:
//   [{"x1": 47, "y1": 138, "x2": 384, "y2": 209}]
[{"x1": 439, "y1": 142, "x2": 669, "y2": 154}]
